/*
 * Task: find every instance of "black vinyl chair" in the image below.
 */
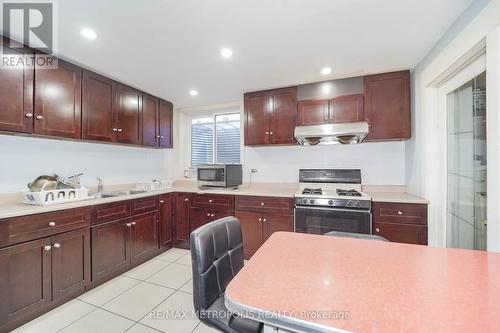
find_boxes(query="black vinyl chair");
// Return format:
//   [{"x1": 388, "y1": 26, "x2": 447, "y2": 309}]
[
  {"x1": 190, "y1": 216, "x2": 263, "y2": 333},
  {"x1": 324, "y1": 230, "x2": 389, "y2": 242}
]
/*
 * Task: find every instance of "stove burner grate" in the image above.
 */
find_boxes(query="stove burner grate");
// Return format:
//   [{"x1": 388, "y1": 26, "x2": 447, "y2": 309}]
[
  {"x1": 336, "y1": 189, "x2": 362, "y2": 197},
  {"x1": 302, "y1": 188, "x2": 323, "y2": 195}
]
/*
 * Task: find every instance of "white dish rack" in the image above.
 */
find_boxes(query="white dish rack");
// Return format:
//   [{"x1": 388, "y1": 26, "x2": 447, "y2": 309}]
[
  {"x1": 23, "y1": 188, "x2": 90, "y2": 206},
  {"x1": 135, "y1": 180, "x2": 173, "y2": 192}
]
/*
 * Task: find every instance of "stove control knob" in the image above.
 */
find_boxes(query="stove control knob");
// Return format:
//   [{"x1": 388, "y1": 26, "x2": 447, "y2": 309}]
[
  {"x1": 302, "y1": 198, "x2": 308, "y2": 204},
  {"x1": 347, "y1": 200, "x2": 353, "y2": 207},
  {"x1": 328, "y1": 200, "x2": 334, "y2": 206},
  {"x1": 309, "y1": 199, "x2": 315, "y2": 204}
]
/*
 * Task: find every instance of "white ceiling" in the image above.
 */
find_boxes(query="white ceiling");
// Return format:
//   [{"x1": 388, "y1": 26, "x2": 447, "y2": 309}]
[{"x1": 54, "y1": 0, "x2": 472, "y2": 108}]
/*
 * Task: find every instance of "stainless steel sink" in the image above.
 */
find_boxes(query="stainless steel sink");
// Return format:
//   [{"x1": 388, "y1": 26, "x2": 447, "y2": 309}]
[{"x1": 92, "y1": 190, "x2": 148, "y2": 198}]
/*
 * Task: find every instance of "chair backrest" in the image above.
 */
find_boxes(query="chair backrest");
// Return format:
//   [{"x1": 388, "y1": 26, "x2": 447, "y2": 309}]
[
  {"x1": 324, "y1": 231, "x2": 389, "y2": 242},
  {"x1": 190, "y1": 216, "x2": 244, "y2": 312}
]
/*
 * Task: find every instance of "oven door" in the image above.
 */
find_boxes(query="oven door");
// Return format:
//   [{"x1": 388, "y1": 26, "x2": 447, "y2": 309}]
[{"x1": 294, "y1": 206, "x2": 371, "y2": 235}]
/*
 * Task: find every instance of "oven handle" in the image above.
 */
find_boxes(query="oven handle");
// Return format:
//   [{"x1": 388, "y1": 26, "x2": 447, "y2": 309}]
[{"x1": 294, "y1": 206, "x2": 371, "y2": 214}]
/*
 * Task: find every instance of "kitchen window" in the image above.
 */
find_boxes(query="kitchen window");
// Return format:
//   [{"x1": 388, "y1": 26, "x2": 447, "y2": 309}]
[{"x1": 191, "y1": 113, "x2": 241, "y2": 168}]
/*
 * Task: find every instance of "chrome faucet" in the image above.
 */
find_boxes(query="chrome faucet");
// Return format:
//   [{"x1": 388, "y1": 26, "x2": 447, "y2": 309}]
[{"x1": 96, "y1": 177, "x2": 104, "y2": 194}]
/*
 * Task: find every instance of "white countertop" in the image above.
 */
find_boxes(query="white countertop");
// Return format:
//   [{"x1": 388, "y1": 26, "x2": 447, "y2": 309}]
[{"x1": 0, "y1": 182, "x2": 428, "y2": 220}]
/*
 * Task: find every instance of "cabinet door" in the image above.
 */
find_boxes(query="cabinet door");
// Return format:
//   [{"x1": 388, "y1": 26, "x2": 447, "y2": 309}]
[
  {"x1": 82, "y1": 70, "x2": 116, "y2": 142},
  {"x1": 373, "y1": 222, "x2": 427, "y2": 245},
  {"x1": 263, "y1": 214, "x2": 293, "y2": 241},
  {"x1": 175, "y1": 193, "x2": 190, "y2": 248},
  {"x1": 297, "y1": 99, "x2": 329, "y2": 126},
  {"x1": 0, "y1": 237, "x2": 52, "y2": 329},
  {"x1": 189, "y1": 207, "x2": 209, "y2": 232},
  {"x1": 235, "y1": 211, "x2": 263, "y2": 259},
  {"x1": 116, "y1": 84, "x2": 142, "y2": 144},
  {"x1": 0, "y1": 40, "x2": 34, "y2": 133},
  {"x1": 364, "y1": 70, "x2": 411, "y2": 140},
  {"x1": 270, "y1": 87, "x2": 297, "y2": 144},
  {"x1": 142, "y1": 93, "x2": 159, "y2": 147},
  {"x1": 51, "y1": 228, "x2": 90, "y2": 301},
  {"x1": 159, "y1": 195, "x2": 173, "y2": 248},
  {"x1": 244, "y1": 92, "x2": 270, "y2": 145},
  {"x1": 34, "y1": 57, "x2": 82, "y2": 138},
  {"x1": 131, "y1": 211, "x2": 158, "y2": 264},
  {"x1": 158, "y1": 100, "x2": 173, "y2": 148},
  {"x1": 330, "y1": 94, "x2": 364, "y2": 123},
  {"x1": 91, "y1": 218, "x2": 131, "y2": 282}
]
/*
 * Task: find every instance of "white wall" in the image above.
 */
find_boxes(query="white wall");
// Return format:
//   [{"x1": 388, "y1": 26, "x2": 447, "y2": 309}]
[
  {"x1": 407, "y1": 0, "x2": 500, "y2": 250},
  {"x1": 243, "y1": 142, "x2": 405, "y2": 184},
  {"x1": 0, "y1": 135, "x2": 174, "y2": 193}
]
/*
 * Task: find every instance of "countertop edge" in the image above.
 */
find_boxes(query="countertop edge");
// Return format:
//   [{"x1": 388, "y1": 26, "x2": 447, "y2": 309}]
[{"x1": 224, "y1": 290, "x2": 350, "y2": 333}]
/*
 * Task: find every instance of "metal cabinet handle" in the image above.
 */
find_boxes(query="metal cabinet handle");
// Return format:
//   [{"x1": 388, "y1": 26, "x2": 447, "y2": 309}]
[
  {"x1": 48, "y1": 221, "x2": 56, "y2": 227},
  {"x1": 184, "y1": 198, "x2": 189, "y2": 202},
  {"x1": 53, "y1": 243, "x2": 61, "y2": 248},
  {"x1": 160, "y1": 135, "x2": 164, "y2": 139},
  {"x1": 269, "y1": 132, "x2": 273, "y2": 135},
  {"x1": 112, "y1": 128, "x2": 118, "y2": 132},
  {"x1": 265, "y1": 131, "x2": 269, "y2": 135},
  {"x1": 44, "y1": 245, "x2": 52, "y2": 251},
  {"x1": 157, "y1": 135, "x2": 161, "y2": 138},
  {"x1": 25, "y1": 113, "x2": 33, "y2": 118},
  {"x1": 258, "y1": 218, "x2": 262, "y2": 222},
  {"x1": 117, "y1": 128, "x2": 122, "y2": 132},
  {"x1": 261, "y1": 202, "x2": 264, "y2": 206},
  {"x1": 211, "y1": 213, "x2": 215, "y2": 217},
  {"x1": 397, "y1": 211, "x2": 403, "y2": 215},
  {"x1": 131, "y1": 221, "x2": 136, "y2": 226},
  {"x1": 263, "y1": 218, "x2": 267, "y2": 222},
  {"x1": 159, "y1": 200, "x2": 164, "y2": 203},
  {"x1": 206, "y1": 213, "x2": 211, "y2": 217},
  {"x1": 208, "y1": 199, "x2": 213, "y2": 203},
  {"x1": 375, "y1": 227, "x2": 380, "y2": 233},
  {"x1": 126, "y1": 222, "x2": 132, "y2": 227},
  {"x1": 36, "y1": 115, "x2": 43, "y2": 120}
]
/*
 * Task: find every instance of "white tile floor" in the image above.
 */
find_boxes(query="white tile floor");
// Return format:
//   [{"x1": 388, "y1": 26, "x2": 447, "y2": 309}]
[{"x1": 13, "y1": 248, "x2": 219, "y2": 333}]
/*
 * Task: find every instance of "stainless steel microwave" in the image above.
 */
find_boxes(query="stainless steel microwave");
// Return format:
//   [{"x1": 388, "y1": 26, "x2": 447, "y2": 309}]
[{"x1": 197, "y1": 164, "x2": 243, "y2": 188}]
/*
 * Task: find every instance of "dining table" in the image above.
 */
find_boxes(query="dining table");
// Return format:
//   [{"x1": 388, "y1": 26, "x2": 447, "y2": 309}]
[{"x1": 224, "y1": 232, "x2": 500, "y2": 333}]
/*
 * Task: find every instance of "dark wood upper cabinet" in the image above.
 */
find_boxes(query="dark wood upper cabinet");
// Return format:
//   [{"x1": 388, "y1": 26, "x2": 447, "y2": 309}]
[
  {"x1": 51, "y1": 228, "x2": 90, "y2": 301},
  {"x1": 244, "y1": 87, "x2": 297, "y2": 146},
  {"x1": 364, "y1": 70, "x2": 411, "y2": 140},
  {"x1": 159, "y1": 194, "x2": 173, "y2": 248},
  {"x1": 269, "y1": 87, "x2": 297, "y2": 144},
  {"x1": 297, "y1": 94, "x2": 364, "y2": 126},
  {"x1": 297, "y1": 99, "x2": 329, "y2": 126},
  {"x1": 244, "y1": 91, "x2": 270, "y2": 145},
  {"x1": 142, "y1": 93, "x2": 159, "y2": 147},
  {"x1": 0, "y1": 237, "x2": 52, "y2": 331},
  {"x1": 82, "y1": 70, "x2": 116, "y2": 142},
  {"x1": 0, "y1": 39, "x2": 34, "y2": 134},
  {"x1": 116, "y1": 84, "x2": 142, "y2": 145},
  {"x1": 34, "y1": 57, "x2": 82, "y2": 139},
  {"x1": 330, "y1": 93, "x2": 364, "y2": 123},
  {"x1": 158, "y1": 100, "x2": 173, "y2": 148}
]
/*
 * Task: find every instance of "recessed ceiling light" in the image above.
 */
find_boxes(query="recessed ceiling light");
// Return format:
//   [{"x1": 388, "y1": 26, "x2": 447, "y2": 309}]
[
  {"x1": 81, "y1": 27, "x2": 97, "y2": 40},
  {"x1": 220, "y1": 48, "x2": 233, "y2": 59},
  {"x1": 321, "y1": 67, "x2": 332, "y2": 75},
  {"x1": 189, "y1": 90, "x2": 198, "y2": 96}
]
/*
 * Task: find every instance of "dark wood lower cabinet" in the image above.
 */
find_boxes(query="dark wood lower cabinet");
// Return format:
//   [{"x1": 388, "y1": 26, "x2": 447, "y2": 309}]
[
  {"x1": 263, "y1": 214, "x2": 294, "y2": 241},
  {"x1": 174, "y1": 193, "x2": 190, "y2": 248},
  {"x1": 235, "y1": 211, "x2": 263, "y2": 259},
  {"x1": 159, "y1": 194, "x2": 174, "y2": 248},
  {"x1": 52, "y1": 228, "x2": 91, "y2": 301},
  {"x1": 131, "y1": 211, "x2": 158, "y2": 264},
  {"x1": 373, "y1": 222, "x2": 428, "y2": 245},
  {"x1": 0, "y1": 237, "x2": 52, "y2": 331},
  {"x1": 91, "y1": 218, "x2": 131, "y2": 283}
]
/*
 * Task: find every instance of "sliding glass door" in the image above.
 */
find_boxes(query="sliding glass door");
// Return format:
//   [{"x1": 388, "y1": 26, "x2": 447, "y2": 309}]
[{"x1": 446, "y1": 71, "x2": 487, "y2": 250}]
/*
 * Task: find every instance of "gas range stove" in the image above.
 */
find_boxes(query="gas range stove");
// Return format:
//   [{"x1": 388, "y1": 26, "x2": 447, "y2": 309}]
[{"x1": 294, "y1": 169, "x2": 371, "y2": 210}]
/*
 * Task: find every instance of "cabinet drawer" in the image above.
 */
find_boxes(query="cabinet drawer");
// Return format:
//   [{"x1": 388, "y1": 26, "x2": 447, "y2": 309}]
[
  {"x1": 93, "y1": 201, "x2": 131, "y2": 225},
  {"x1": 373, "y1": 222, "x2": 428, "y2": 245},
  {"x1": 0, "y1": 208, "x2": 91, "y2": 248},
  {"x1": 235, "y1": 196, "x2": 293, "y2": 215},
  {"x1": 131, "y1": 196, "x2": 159, "y2": 215},
  {"x1": 372, "y1": 202, "x2": 427, "y2": 225},
  {"x1": 190, "y1": 194, "x2": 234, "y2": 210}
]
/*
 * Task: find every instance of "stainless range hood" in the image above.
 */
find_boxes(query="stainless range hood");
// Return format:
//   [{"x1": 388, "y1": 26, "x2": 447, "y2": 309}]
[{"x1": 294, "y1": 122, "x2": 369, "y2": 145}]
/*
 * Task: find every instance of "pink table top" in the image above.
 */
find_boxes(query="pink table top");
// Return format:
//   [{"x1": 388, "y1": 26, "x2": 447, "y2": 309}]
[{"x1": 225, "y1": 232, "x2": 500, "y2": 333}]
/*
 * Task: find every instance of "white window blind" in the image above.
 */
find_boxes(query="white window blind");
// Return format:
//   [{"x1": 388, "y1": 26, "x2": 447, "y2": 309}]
[{"x1": 191, "y1": 113, "x2": 240, "y2": 168}]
